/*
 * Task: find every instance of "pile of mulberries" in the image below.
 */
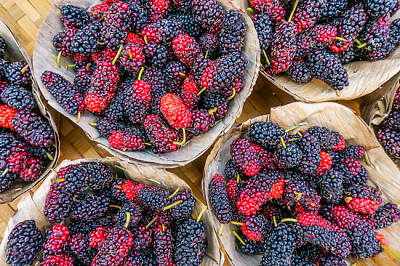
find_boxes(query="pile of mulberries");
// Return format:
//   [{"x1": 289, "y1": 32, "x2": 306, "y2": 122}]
[
  {"x1": 251, "y1": 0, "x2": 400, "y2": 93},
  {"x1": 6, "y1": 162, "x2": 207, "y2": 265},
  {"x1": 378, "y1": 85, "x2": 400, "y2": 159},
  {"x1": 43, "y1": 1, "x2": 248, "y2": 154},
  {"x1": 0, "y1": 35, "x2": 56, "y2": 194},
  {"x1": 209, "y1": 122, "x2": 400, "y2": 264}
]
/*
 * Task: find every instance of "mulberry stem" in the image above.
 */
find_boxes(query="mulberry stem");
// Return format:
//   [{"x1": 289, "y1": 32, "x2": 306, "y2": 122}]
[
  {"x1": 196, "y1": 206, "x2": 208, "y2": 223},
  {"x1": 163, "y1": 200, "x2": 183, "y2": 210},
  {"x1": 146, "y1": 217, "x2": 157, "y2": 228},
  {"x1": 288, "y1": 0, "x2": 299, "y2": 23},
  {"x1": 173, "y1": 128, "x2": 186, "y2": 146},
  {"x1": 169, "y1": 187, "x2": 180, "y2": 199},
  {"x1": 262, "y1": 50, "x2": 270, "y2": 66},
  {"x1": 281, "y1": 218, "x2": 298, "y2": 223},
  {"x1": 233, "y1": 231, "x2": 246, "y2": 245},
  {"x1": 124, "y1": 212, "x2": 131, "y2": 228},
  {"x1": 112, "y1": 45, "x2": 124, "y2": 65},
  {"x1": 197, "y1": 87, "x2": 207, "y2": 96},
  {"x1": 56, "y1": 51, "x2": 62, "y2": 67},
  {"x1": 231, "y1": 221, "x2": 244, "y2": 226},
  {"x1": 218, "y1": 225, "x2": 224, "y2": 236},
  {"x1": 46, "y1": 152, "x2": 54, "y2": 161},
  {"x1": 138, "y1": 67, "x2": 145, "y2": 81},
  {"x1": 247, "y1": 8, "x2": 255, "y2": 14},
  {"x1": 227, "y1": 88, "x2": 236, "y2": 101},
  {"x1": 381, "y1": 245, "x2": 400, "y2": 260},
  {"x1": 2, "y1": 168, "x2": 8, "y2": 176}
]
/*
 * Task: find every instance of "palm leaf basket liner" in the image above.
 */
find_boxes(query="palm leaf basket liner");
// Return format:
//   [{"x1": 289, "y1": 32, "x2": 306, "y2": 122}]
[
  {"x1": 32, "y1": 0, "x2": 260, "y2": 168},
  {"x1": 238, "y1": 0, "x2": 400, "y2": 103},
  {"x1": 0, "y1": 20, "x2": 60, "y2": 203},
  {"x1": 0, "y1": 157, "x2": 223, "y2": 265},
  {"x1": 203, "y1": 102, "x2": 400, "y2": 266}
]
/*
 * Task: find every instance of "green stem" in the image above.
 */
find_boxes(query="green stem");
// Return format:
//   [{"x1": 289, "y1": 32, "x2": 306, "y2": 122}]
[
  {"x1": 262, "y1": 50, "x2": 271, "y2": 66},
  {"x1": 233, "y1": 231, "x2": 246, "y2": 245},
  {"x1": 197, "y1": 87, "x2": 207, "y2": 96},
  {"x1": 227, "y1": 88, "x2": 236, "y2": 101},
  {"x1": 381, "y1": 245, "x2": 400, "y2": 260},
  {"x1": 146, "y1": 217, "x2": 157, "y2": 228},
  {"x1": 196, "y1": 206, "x2": 207, "y2": 223},
  {"x1": 280, "y1": 137, "x2": 286, "y2": 149},
  {"x1": 364, "y1": 152, "x2": 371, "y2": 166},
  {"x1": 247, "y1": 8, "x2": 255, "y2": 14},
  {"x1": 173, "y1": 128, "x2": 186, "y2": 146},
  {"x1": 285, "y1": 122, "x2": 307, "y2": 133},
  {"x1": 138, "y1": 67, "x2": 145, "y2": 81},
  {"x1": 46, "y1": 152, "x2": 54, "y2": 161},
  {"x1": 163, "y1": 200, "x2": 183, "y2": 210},
  {"x1": 281, "y1": 218, "x2": 298, "y2": 223},
  {"x1": 335, "y1": 37, "x2": 347, "y2": 42},
  {"x1": 231, "y1": 221, "x2": 244, "y2": 226},
  {"x1": 124, "y1": 212, "x2": 131, "y2": 228},
  {"x1": 169, "y1": 187, "x2": 180, "y2": 199},
  {"x1": 112, "y1": 45, "x2": 124, "y2": 65},
  {"x1": 218, "y1": 224, "x2": 224, "y2": 236},
  {"x1": 288, "y1": 0, "x2": 299, "y2": 23},
  {"x1": 2, "y1": 168, "x2": 8, "y2": 176},
  {"x1": 89, "y1": 123, "x2": 97, "y2": 126},
  {"x1": 110, "y1": 205, "x2": 121, "y2": 209},
  {"x1": 273, "y1": 216, "x2": 277, "y2": 227}
]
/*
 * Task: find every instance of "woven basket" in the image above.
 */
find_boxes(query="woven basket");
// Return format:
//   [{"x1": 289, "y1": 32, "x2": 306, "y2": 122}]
[
  {"x1": 32, "y1": 0, "x2": 260, "y2": 168},
  {"x1": 0, "y1": 157, "x2": 223, "y2": 265},
  {"x1": 0, "y1": 20, "x2": 60, "y2": 203},
  {"x1": 203, "y1": 102, "x2": 400, "y2": 266}
]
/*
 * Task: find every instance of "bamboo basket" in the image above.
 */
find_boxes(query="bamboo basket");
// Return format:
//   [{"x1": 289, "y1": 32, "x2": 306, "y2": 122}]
[
  {"x1": 32, "y1": 0, "x2": 260, "y2": 168},
  {"x1": 0, "y1": 20, "x2": 60, "y2": 203},
  {"x1": 0, "y1": 157, "x2": 223, "y2": 265},
  {"x1": 203, "y1": 102, "x2": 400, "y2": 266},
  {"x1": 238, "y1": 0, "x2": 400, "y2": 103}
]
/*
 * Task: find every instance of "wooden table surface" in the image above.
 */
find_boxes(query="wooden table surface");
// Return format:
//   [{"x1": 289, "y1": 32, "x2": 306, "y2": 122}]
[{"x1": 0, "y1": 0, "x2": 363, "y2": 264}]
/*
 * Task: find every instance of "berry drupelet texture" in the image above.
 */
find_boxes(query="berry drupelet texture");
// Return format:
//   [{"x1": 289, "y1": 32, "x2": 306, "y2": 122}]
[
  {"x1": 237, "y1": 170, "x2": 285, "y2": 216},
  {"x1": 92, "y1": 226, "x2": 133, "y2": 266},
  {"x1": 7, "y1": 220, "x2": 43, "y2": 266},
  {"x1": 174, "y1": 219, "x2": 207, "y2": 266},
  {"x1": 41, "y1": 71, "x2": 85, "y2": 115},
  {"x1": 192, "y1": 0, "x2": 225, "y2": 34},
  {"x1": 230, "y1": 138, "x2": 264, "y2": 176},
  {"x1": 307, "y1": 50, "x2": 349, "y2": 91},
  {"x1": 209, "y1": 174, "x2": 233, "y2": 224},
  {"x1": 288, "y1": 58, "x2": 313, "y2": 83},
  {"x1": 109, "y1": 127, "x2": 147, "y2": 151},
  {"x1": 267, "y1": 21, "x2": 297, "y2": 75},
  {"x1": 344, "y1": 184, "x2": 382, "y2": 214},
  {"x1": 71, "y1": 193, "x2": 110, "y2": 221},
  {"x1": 260, "y1": 222, "x2": 297, "y2": 265},
  {"x1": 10, "y1": 110, "x2": 55, "y2": 148},
  {"x1": 1, "y1": 84, "x2": 36, "y2": 111},
  {"x1": 248, "y1": 122, "x2": 288, "y2": 149},
  {"x1": 143, "y1": 115, "x2": 181, "y2": 153}
]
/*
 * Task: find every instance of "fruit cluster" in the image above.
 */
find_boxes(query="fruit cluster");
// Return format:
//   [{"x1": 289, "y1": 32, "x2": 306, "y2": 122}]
[
  {"x1": 378, "y1": 85, "x2": 400, "y2": 159},
  {"x1": 42, "y1": 1, "x2": 247, "y2": 154},
  {"x1": 209, "y1": 122, "x2": 400, "y2": 264},
  {"x1": 251, "y1": 0, "x2": 400, "y2": 93},
  {"x1": 7, "y1": 162, "x2": 207, "y2": 265},
  {"x1": 0, "y1": 35, "x2": 56, "y2": 193}
]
